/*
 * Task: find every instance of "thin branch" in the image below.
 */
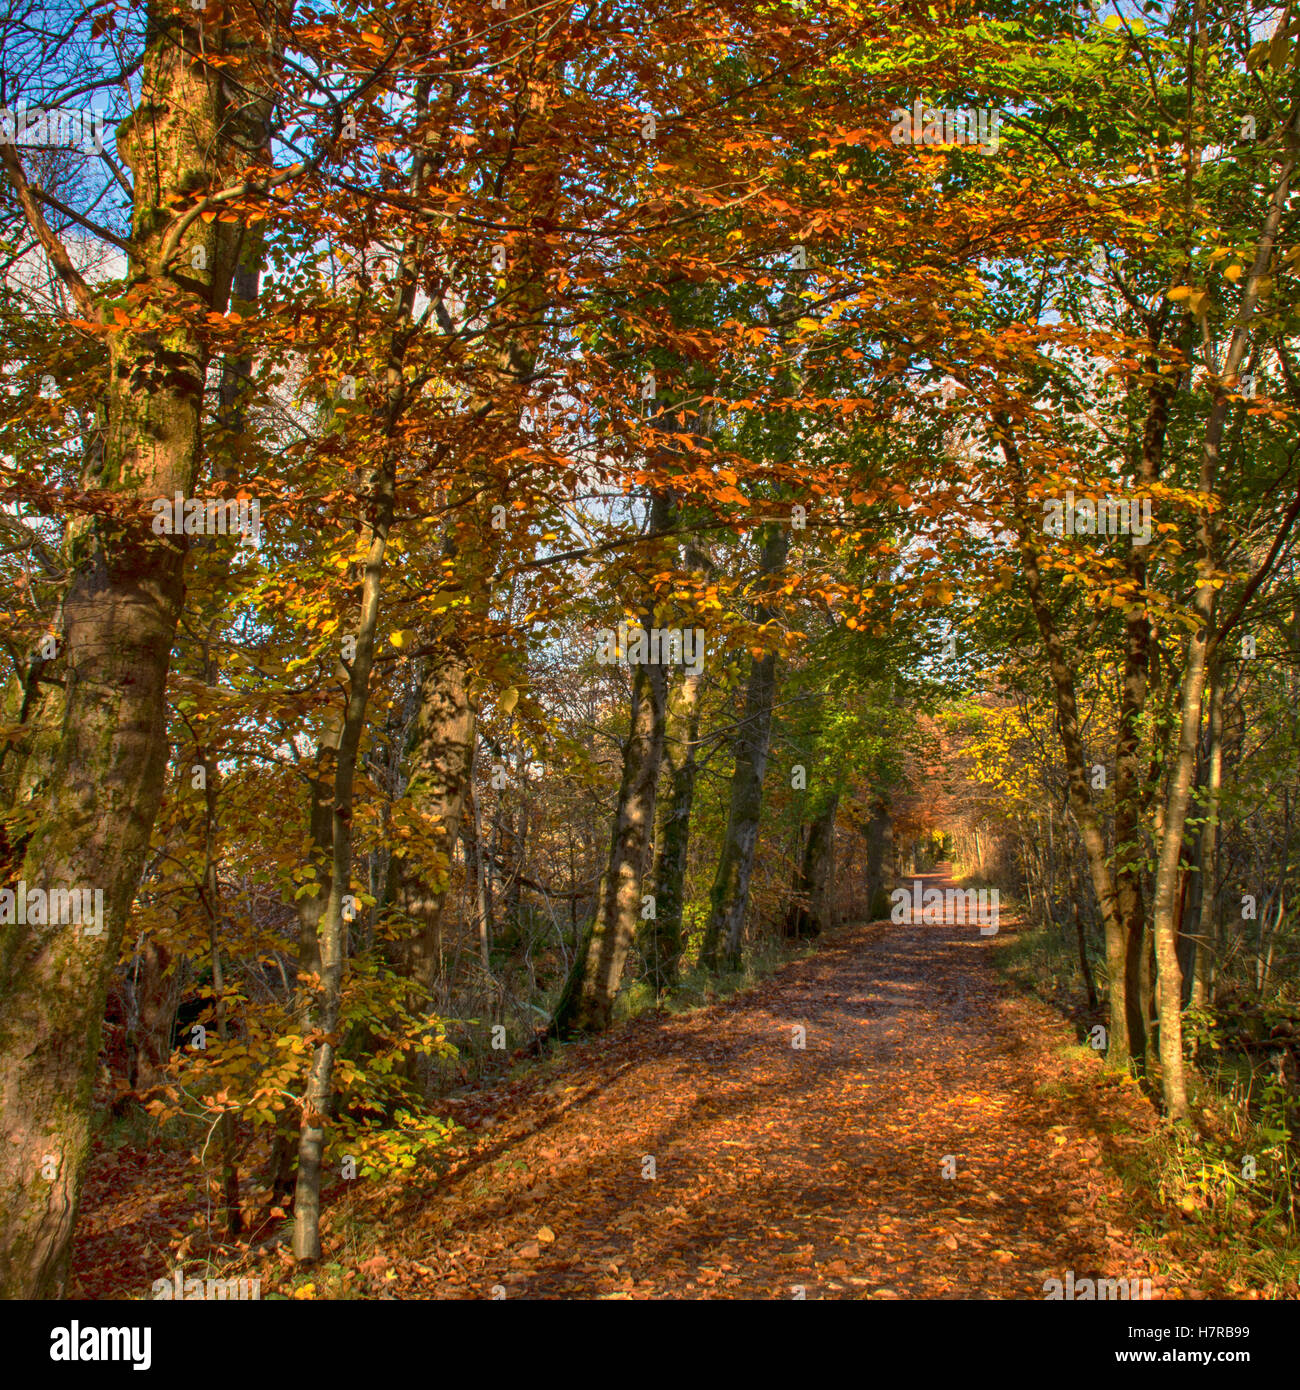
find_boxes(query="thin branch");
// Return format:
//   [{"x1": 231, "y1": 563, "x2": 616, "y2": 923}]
[
  {"x1": 0, "y1": 144, "x2": 100, "y2": 321},
  {"x1": 26, "y1": 183, "x2": 131, "y2": 252}
]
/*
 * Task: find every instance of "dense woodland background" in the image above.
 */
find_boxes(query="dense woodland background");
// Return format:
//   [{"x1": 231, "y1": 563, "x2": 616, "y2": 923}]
[{"x1": 1, "y1": 0, "x2": 1299, "y2": 1300}]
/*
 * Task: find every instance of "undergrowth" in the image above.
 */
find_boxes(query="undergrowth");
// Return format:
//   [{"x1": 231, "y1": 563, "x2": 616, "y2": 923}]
[{"x1": 991, "y1": 909, "x2": 1300, "y2": 1296}]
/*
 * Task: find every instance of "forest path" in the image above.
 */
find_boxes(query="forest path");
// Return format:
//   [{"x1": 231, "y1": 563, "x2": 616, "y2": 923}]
[{"x1": 358, "y1": 868, "x2": 1184, "y2": 1298}]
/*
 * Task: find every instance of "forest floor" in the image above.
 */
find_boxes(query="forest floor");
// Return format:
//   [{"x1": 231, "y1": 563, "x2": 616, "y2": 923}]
[{"x1": 74, "y1": 869, "x2": 1276, "y2": 1299}]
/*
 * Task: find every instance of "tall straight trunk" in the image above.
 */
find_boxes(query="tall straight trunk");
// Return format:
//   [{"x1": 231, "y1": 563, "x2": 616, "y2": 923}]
[
  {"x1": 700, "y1": 523, "x2": 791, "y2": 971},
  {"x1": 550, "y1": 497, "x2": 675, "y2": 1035},
  {"x1": 463, "y1": 773, "x2": 493, "y2": 971},
  {"x1": 1149, "y1": 99, "x2": 1297, "y2": 1121},
  {"x1": 1177, "y1": 737, "x2": 1207, "y2": 1004},
  {"x1": 550, "y1": 618, "x2": 669, "y2": 1036},
  {"x1": 1189, "y1": 674, "x2": 1225, "y2": 1010},
  {"x1": 1141, "y1": 920, "x2": 1158, "y2": 1072},
  {"x1": 1112, "y1": 312, "x2": 1187, "y2": 1072},
  {"x1": 865, "y1": 794, "x2": 892, "y2": 919},
  {"x1": 1069, "y1": 855, "x2": 1099, "y2": 1011},
  {"x1": 381, "y1": 650, "x2": 478, "y2": 999},
  {"x1": 0, "y1": 6, "x2": 274, "y2": 1297},
  {"x1": 1176, "y1": 801, "x2": 1205, "y2": 1002},
  {"x1": 639, "y1": 665, "x2": 703, "y2": 995}
]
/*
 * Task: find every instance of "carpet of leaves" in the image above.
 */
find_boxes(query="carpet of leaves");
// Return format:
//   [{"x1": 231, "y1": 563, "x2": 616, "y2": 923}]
[{"x1": 74, "y1": 881, "x2": 1248, "y2": 1300}]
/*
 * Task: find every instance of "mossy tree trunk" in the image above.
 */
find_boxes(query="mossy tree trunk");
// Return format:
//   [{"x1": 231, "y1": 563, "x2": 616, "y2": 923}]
[
  {"x1": 699, "y1": 523, "x2": 790, "y2": 972},
  {"x1": 0, "y1": 5, "x2": 272, "y2": 1297},
  {"x1": 639, "y1": 664, "x2": 703, "y2": 994},
  {"x1": 381, "y1": 649, "x2": 478, "y2": 1004},
  {"x1": 784, "y1": 792, "x2": 839, "y2": 938},
  {"x1": 864, "y1": 794, "x2": 892, "y2": 920}
]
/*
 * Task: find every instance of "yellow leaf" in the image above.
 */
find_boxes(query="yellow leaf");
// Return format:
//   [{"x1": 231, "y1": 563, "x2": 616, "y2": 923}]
[
  {"x1": 499, "y1": 686, "x2": 519, "y2": 715},
  {"x1": 389, "y1": 629, "x2": 413, "y2": 650}
]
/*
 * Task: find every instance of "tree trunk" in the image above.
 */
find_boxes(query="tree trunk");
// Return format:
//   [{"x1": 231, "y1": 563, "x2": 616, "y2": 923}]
[
  {"x1": 1149, "y1": 104, "x2": 1296, "y2": 1120},
  {"x1": 463, "y1": 773, "x2": 493, "y2": 972},
  {"x1": 1189, "y1": 673, "x2": 1224, "y2": 1010},
  {"x1": 551, "y1": 489, "x2": 675, "y2": 1035},
  {"x1": 639, "y1": 665, "x2": 703, "y2": 995},
  {"x1": 1002, "y1": 426, "x2": 1133, "y2": 1068},
  {"x1": 784, "y1": 793, "x2": 839, "y2": 938},
  {"x1": 381, "y1": 650, "x2": 478, "y2": 1001},
  {"x1": 550, "y1": 634, "x2": 668, "y2": 1035},
  {"x1": 0, "y1": 6, "x2": 272, "y2": 1296},
  {"x1": 1069, "y1": 855, "x2": 1098, "y2": 1011},
  {"x1": 291, "y1": 462, "x2": 397, "y2": 1261},
  {"x1": 865, "y1": 794, "x2": 892, "y2": 920},
  {"x1": 700, "y1": 523, "x2": 790, "y2": 971}
]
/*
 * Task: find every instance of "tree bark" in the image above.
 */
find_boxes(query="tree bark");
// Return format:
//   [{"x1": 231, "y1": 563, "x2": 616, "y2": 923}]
[
  {"x1": 784, "y1": 793, "x2": 839, "y2": 938},
  {"x1": 381, "y1": 650, "x2": 478, "y2": 1001},
  {"x1": 639, "y1": 665, "x2": 703, "y2": 995},
  {"x1": 1004, "y1": 453, "x2": 1131, "y2": 1066},
  {"x1": 463, "y1": 772, "x2": 493, "y2": 972},
  {"x1": 1189, "y1": 673, "x2": 1224, "y2": 1010},
  {"x1": 0, "y1": 5, "x2": 274, "y2": 1296},
  {"x1": 700, "y1": 523, "x2": 790, "y2": 971},
  {"x1": 550, "y1": 624, "x2": 669, "y2": 1035},
  {"x1": 1069, "y1": 854, "x2": 1099, "y2": 1011},
  {"x1": 865, "y1": 794, "x2": 892, "y2": 920},
  {"x1": 550, "y1": 494, "x2": 675, "y2": 1035},
  {"x1": 1148, "y1": 101, "x2": 1297, "y2": 1121}
]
